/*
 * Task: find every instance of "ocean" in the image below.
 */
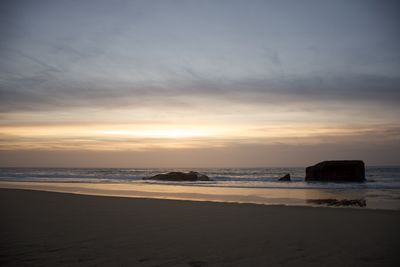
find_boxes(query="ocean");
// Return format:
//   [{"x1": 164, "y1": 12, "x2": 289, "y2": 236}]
[{"x1": 1, "y1": 166, "x2": 400, "y2": 210}]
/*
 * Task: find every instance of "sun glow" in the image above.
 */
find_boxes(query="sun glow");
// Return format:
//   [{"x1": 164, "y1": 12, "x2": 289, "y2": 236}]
[
  {"x1": 100, "y1": 128, "x2": 216, "y2": 139},
  {"x1": 1, "y1": 122, "x2": 397, "y2": 152}
]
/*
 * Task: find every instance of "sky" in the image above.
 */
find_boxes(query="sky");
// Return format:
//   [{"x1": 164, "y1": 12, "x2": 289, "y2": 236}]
[{"x1": 0, "y1": 0, "x2": 399, "y2": 167}]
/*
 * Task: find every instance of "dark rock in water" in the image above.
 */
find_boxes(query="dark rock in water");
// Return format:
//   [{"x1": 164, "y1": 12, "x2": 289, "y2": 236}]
[
  {"x1": 143, "y1": 171, "x2": 211, "y2": 181},
  {"x1": 305, "y1": 160, "x2": 365, "y2": 182},
  {"x1": 278, "y1": 173, "x2": 291, "y2": 181},
  {"x1": 307, "y1": 198, "x2": 366, "y2": 207}
]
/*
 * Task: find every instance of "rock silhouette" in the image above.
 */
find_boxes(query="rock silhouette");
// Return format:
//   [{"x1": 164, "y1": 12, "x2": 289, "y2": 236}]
[
  {"x1": 143, "y1": 171, "x2": 211, "y2": 181},
  {"x1": 305, "y1": 160, "x2": 365, "y2": 182},
  {"x1": 278, "y1": 173, "x2": 291, "y2": 181}
]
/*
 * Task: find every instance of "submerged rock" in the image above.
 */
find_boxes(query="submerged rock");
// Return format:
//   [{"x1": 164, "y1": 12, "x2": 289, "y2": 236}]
[
  {"x1": 143, "y1": 171, "x2": 211, "y2": 181},
  {"x1": 278, "y1": 173, "x2": 291, "y2": 181},
  {"x1": 305, "y1": 160, "x2": 365, "y2": 182}
]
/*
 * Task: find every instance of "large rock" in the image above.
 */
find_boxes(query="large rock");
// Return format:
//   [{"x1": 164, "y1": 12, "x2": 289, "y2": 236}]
[
  {"x1": 305, "y1": 160, "x2": 365, "y2": 182},
  {"x1": 143, "y1": 171, "x2": 211, "y2": 181}
]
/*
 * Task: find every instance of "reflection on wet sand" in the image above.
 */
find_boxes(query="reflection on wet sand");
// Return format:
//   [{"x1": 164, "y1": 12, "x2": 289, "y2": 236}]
[
  {"x1": 1, "y1": 181, "x2": 399, "y2": 210},
  {"x1": 307, "y1": 198, "x2": 366, "y2": 207}
]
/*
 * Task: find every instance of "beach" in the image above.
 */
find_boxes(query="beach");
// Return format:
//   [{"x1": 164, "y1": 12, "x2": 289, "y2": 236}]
[
  {"x1": 2, "y1": 0, "x2": 399, "y2": 266},
  {"x1": 1, "y1": 188, "x2": 399, "y2": 266}
]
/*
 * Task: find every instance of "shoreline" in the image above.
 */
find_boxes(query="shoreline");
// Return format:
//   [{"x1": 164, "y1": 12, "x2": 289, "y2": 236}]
[
  {"x1": 1, "y1": 181, "x2": 399, "y2": 210},
  {"x1": 1, "y1": 188, "x2": 399, "y2": 266}
]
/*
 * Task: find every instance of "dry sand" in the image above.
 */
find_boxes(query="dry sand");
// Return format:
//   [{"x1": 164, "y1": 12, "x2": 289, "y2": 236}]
[{"x1": 1, "y1": 188, "x2": 399, "y2": 266}]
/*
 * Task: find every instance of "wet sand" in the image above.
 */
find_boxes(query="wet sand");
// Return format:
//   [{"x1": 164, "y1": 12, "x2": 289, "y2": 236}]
[
  {"x1": 1, "y1": 188, "x2": 399, "y2": 266},
  {"x1": 1, "y1": 181, "x2": 399, "y2": 210}
]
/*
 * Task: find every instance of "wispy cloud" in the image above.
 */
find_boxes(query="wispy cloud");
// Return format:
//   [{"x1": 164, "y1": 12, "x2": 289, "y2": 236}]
[
  {"x1": 1, "y1": 0, "x2": 399, "y2": 166},
  {"x1": 1, "y1": 123, "x2": 399, "y2": 151},
  {"x1": 1, "y1": 72, "x2": 400, "y2": 113},
  {"x1": 1, "y1": 0, "x2": 399, "y2": 113}
]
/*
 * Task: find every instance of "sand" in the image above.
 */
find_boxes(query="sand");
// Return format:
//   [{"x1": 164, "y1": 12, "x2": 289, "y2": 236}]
[
  {"x1": 2, "y1": 181, "x2": 399, "y2": 210},
  {"x1": 1, "y1": 188, "x2": 399, "y2": 266}
]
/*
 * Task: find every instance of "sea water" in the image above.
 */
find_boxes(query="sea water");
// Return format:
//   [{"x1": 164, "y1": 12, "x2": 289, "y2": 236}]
[{"x1": 1, "y1": 167, "x2": 400, "y2": 210}]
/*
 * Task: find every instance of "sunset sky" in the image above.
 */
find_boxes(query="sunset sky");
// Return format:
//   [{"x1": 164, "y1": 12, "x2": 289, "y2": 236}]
[{"x1": 1, "y1": 0, "x2": 399, "y2": 167}]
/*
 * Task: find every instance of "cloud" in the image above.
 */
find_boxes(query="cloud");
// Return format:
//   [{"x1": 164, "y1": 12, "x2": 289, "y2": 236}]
[
  {"x1": 1, "y1": 122, "x2": 399, "y2": 151},
  {"x1": 1, "y1": 70, "x2": 400, "y2": 113},
  {"x1": 1, "y1": 0, "x2": 399, "y2": 115}
]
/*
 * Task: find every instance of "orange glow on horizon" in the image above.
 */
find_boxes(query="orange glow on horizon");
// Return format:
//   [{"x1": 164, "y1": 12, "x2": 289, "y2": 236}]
[{"x1": 1, "y1": 123, "x2": 398, "y2": 151}]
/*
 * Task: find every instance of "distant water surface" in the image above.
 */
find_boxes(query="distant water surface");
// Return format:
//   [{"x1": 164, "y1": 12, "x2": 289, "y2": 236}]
[{"x1": 1, "y1": 166, "x2": 399, "y2": 189}]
